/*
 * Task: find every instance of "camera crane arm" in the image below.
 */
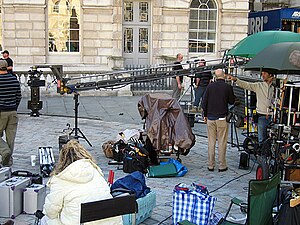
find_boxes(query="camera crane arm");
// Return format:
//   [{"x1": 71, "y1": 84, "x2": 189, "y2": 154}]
[
  {"x1": 58, "y1": 61, "x2": 225, "y2": 94},
  {"x1": 30, "y1": 59, "x2": 226, "y2": 94}
]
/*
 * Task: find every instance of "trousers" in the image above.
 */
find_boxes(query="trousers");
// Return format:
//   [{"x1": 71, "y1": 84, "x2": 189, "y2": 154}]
[
  {"x1": 172, "y1": 78, "x2": 182, "y2": 100},
  {"x1": 193, "y1": 86, "x2": 207, "y2": 107},
  {"x1": 0, "y1": 111, "x2": 18, "y2": 166},
  {"x1": 207, "y1": 119, "x2": 228, "y2": 170},
  {"x1": 257, "y1": 115, "x2": 271, "y2": 144}
]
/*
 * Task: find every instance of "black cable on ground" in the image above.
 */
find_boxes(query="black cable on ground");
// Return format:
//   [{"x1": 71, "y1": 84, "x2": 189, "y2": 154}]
[
  {"x1": 157, "y1": 214, "x2": 172, "y2": 225},
  {"x1": 157, "y1": 159, "x2": 258, "y2": 224},
  {"x1": 157, "y1": 131, "x2": 256, "y2": 224},
  {"x1": 210, "y1": 158, "x2": 257, "y2": 194},
  {"x1": 194, "y1": 133, "x2": 243, "y2": 147}
]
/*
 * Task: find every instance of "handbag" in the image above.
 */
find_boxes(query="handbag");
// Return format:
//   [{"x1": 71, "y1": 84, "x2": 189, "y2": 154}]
[
  {"x1": 123, "y1": 152, "x2": 148, "y2": 174},
  {"x1": 173, "y1": 183, "x2": 216, "y2": 225}
]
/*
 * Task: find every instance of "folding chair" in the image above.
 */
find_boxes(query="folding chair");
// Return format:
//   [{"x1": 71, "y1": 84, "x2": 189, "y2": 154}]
[
  {"x1": 220, "y1": 172, "x2": 281, "y2": 225},
  {"x1": 80, "y1": 194, "x2": 137, "y2": 225}
]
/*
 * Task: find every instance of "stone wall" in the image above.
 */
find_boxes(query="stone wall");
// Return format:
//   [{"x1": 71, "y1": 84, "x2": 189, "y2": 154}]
[
  {"x1": 220, "y1": 0, "x2": 249, "y2": 53},
  {"x1": 160, "y1": 7, "x2": 189, "y2": 59},
  {"x1": 159, "y1": 0, "x2": 249, "y2": 61},
  {"x1": 2, "y1": 0, "x2": 46, "y2": 69},
  {"x1": 1, "y1": 0, "x2": 249, "y2": 71},
  {"x1": 82, "y1": 7, "x2": 113, "y2": 66},
  {"x1": 290, "y1": 0, "x2": 300, "y2": 7}
]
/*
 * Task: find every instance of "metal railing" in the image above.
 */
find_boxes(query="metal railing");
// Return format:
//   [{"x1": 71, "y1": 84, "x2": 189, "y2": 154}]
[{"x1": 125, "y1": 65, "x2": 172, "y2": 91}]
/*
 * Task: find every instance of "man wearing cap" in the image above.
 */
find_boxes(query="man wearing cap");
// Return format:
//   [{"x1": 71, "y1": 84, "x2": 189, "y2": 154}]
[
  {"x1": 1, "y1": 50, "x2": 13, "y2": 74},
  {"x1": 0, "y1": 60, "x2": 21, "y2": 167}
]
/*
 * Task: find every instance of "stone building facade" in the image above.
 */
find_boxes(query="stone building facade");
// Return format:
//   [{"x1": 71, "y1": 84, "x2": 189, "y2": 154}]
[
  {"x1": 288, "y1": 0, "x2": 299, "y2": 7},
  {"x1": 0, "y1": 0, "x2": 249, "y2": 72}
]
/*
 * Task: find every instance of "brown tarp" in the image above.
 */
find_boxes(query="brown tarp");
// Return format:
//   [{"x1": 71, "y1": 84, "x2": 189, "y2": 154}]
[{"x1": 138, "y1": 93, "x2": 195, "y2": 154}]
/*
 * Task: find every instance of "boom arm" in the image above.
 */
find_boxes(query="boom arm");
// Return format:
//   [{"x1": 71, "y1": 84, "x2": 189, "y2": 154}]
[{"x1": 34, "y1": 59, "x2": 226, "y2": 94}]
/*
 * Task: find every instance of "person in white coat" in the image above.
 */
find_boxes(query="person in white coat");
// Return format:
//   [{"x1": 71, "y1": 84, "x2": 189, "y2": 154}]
[{"x1": 41, "y1": 140, "x2": 123, "y2": 225}]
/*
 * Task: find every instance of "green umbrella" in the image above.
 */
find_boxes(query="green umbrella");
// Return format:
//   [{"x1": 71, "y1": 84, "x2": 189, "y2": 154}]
[
  {"x1": 228, "y1": 31, "x2": 300, "y2": 58},
  {"x1": 244, "y1": 42, "x2": 300, "y2": 75}
]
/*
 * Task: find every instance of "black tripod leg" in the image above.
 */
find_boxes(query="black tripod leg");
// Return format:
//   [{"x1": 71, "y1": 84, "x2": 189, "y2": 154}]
[
  {"x1": 230, "y1": 120, "x2": 235, "y2": 147},
  {"x1": 77, "y1": 128, "x2": 92, "y2": 147},
  {"x1": 234, "y1": 122, "x2": 240, "y2": 151},
  {"x1": 70, "y1": 93, "x2": 92, "y2": 147}
]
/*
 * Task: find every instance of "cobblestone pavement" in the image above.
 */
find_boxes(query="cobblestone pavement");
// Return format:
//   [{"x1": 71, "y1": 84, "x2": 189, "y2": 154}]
[{"x1": 0, "y1": 95, "x2": 256, "y2": 225}]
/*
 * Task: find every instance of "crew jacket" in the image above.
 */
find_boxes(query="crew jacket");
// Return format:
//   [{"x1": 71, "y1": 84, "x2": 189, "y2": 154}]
[
  {"x1": 236, "y1": 78, "x2": 274, "y2": 116},
  {"x1": 0, "y1": 72, "x2": 21, "y2": 111},
  {"x1": 43, "y1": 159, "x2": 123, "y2": 225}
]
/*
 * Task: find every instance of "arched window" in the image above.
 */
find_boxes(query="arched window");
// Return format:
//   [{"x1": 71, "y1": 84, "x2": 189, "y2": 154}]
[
  {"x1": 189, "y1": 0, "x2": 217, "y2": 53},
  {"x1": 48, "y1": 0, "x2": 80, "y2": 52}
]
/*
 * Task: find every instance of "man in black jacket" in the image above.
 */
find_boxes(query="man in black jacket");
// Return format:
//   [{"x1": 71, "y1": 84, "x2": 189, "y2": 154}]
[
  {"x1": 202, "y1": 69, "x2": 235, "y2": 172},
  {"x1": 0, "y1": 60, "x2": 21, "y2": 167}
]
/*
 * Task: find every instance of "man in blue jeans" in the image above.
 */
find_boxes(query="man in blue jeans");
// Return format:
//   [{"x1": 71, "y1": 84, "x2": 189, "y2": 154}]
[
  {"x1": 227, "y1": 72, "x2": 274, "y2": 144},
  {"x1": 191, "y1": 59, "x2": 212, "y2": 112}
]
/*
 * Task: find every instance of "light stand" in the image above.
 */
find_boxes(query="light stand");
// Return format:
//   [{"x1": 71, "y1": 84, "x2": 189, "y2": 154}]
[
  {"x1": 229, "y1": 115, "x2": 241, "y2": 151},
  {"x1": 70, "y1": 92, "x2": 92, "y2": 147},
  {"x1": 228, "y1": 105, "x2": 242, "y2": 151},
  {"x1": 178, "y1": 75, "x2": 195, "y2": 105}
]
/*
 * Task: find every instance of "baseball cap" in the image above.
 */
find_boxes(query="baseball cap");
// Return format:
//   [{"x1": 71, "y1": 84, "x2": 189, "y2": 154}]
[
  {"x1": 1, "y1": 50, "x2": 9, "y2": 55},
  {"x1": 0, "y1": 60, "x2": 8, "y2": 70}
]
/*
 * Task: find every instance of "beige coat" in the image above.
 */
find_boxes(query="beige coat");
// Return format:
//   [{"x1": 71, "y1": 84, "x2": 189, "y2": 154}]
[
  {"x1": 236, "y1": 78, "x2": 274, "y2": 115},
  {"x1": 43, "y1": 159, "x2": 123, "y2": 225}
]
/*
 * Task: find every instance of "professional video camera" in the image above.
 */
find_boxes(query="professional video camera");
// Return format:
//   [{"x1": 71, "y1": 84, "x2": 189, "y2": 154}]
[{"x1": 27, "y1": 66, "x2": 46, "y2": 117}]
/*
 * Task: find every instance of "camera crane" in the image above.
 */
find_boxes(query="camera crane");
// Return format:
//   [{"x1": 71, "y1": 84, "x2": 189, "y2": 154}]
[{"x1": 27, "y1": 59, "x2": 226, "y2": 145}]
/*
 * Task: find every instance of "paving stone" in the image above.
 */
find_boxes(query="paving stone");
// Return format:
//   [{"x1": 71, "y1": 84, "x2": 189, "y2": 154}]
[{"x1": 0, "y1": 96, "x2": 255, "y2": 225}]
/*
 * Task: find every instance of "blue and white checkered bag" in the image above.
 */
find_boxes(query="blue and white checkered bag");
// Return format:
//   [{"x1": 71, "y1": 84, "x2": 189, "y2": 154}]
[
  {"x1": 209, "y1": 211, "x2": 224, "y2": 225},
  {"x1": 172, "y1": 183, "x2": 217, "y2": 225}
]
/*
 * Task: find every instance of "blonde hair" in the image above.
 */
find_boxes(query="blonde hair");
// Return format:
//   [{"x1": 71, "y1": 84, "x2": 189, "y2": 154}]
[{"x1": 52, "y1": 140, "x2": 96, "y2": 175}]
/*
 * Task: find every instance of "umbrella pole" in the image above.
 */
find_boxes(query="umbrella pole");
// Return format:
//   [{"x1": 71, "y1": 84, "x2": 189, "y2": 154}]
[{"x1": 279, "y1": 76, "x2": 288, "y2": 124}]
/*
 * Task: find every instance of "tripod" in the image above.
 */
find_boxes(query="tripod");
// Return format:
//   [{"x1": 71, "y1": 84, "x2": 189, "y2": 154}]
[
  {"x1": 227, "y1": 110, "x2": 243, "y2": 152},
  {"x1": 70, "y1": 92, "x2": 92, "y2": 147},
  {"x1": 178, "y1": 75, "x2": 195, "y2": 107}
]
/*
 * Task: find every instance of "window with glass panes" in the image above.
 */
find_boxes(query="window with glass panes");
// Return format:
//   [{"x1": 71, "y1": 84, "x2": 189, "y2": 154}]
[
  {"x1": 189, "y1": 0, "x2": 217, "y2": 53},
  {"x1": 48, "y1": 0, "x2": 80, "y2": 52}
]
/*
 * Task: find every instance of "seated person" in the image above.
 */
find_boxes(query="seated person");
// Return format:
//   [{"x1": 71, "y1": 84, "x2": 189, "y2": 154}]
[{"x1": 41, "y1": 140, "x2": 122, "y2": 225}]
